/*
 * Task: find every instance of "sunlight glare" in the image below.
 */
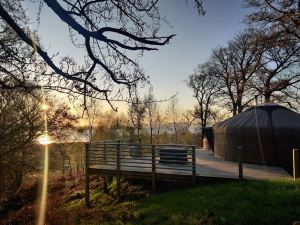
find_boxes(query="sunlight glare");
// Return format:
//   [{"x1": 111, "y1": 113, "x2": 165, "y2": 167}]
[
  {"x1": 37, "y1": 134, "x2": 51, "y2": 145},
  {"x1": 41, "y1": 104, "x2": 48, "y2": 111}
]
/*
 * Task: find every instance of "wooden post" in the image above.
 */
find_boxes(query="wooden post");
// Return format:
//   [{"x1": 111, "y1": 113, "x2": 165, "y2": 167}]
[
  {"x1": 103, "y1": 141, "x2": 107, "y2": 163},
  {"x1": 85, "y1": 143, "x2": 90, "y2": 207},
  {"x1": 138, "y1": 138, "x2": 142, "y2": 156},
  {"x1": 237, "y1": 146, "x2": 243, "y2": 180},
  {"x1": 192, "y1": 146, "x2": 196, "y2": 184},
  {"x1": 103, "y1": 175, "x2": 109, "y2": 193},
  {"x1": 293, "y1": 149, "x2": 299, "y2": 180},
  {"x1": 81, "y1": 145, "x2": 84, "y2": 172},
  {"x1": 116, "y1": 140, "x2": 121, "y2": 200},
  {"x1": 151, "y1": 145, "x2": 156, "y2": 192}
]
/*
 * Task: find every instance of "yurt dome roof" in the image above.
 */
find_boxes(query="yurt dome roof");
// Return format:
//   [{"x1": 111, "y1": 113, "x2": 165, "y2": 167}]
[{"x1": 213, "y1": 103, "x2": 300, "y2": 135}]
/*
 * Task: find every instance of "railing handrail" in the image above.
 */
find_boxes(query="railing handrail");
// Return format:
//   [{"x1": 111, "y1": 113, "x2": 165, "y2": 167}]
[
  {"x1": 89, "y1": 142, "x2": 197, "y2": 148},
  {"x1": 90, "y1": 138, "x2": 133, "y2": 143},
  {"x1": 85, "y1": 140, "x2": 198, "y2": 203}
]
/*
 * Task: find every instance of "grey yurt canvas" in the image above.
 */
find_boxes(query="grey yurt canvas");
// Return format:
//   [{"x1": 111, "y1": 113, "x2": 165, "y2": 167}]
[{"x1": 212, "y1": 103, "x2": 300, "y2": 172}]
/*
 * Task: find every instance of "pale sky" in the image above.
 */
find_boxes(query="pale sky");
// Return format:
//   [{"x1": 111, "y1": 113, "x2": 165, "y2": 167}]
[{"x1": 26, "y1": 0, "x2": 250, "y2": 112}]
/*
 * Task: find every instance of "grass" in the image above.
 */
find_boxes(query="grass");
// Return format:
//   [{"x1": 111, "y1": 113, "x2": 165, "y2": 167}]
[
  {"x1": 3, "y1": 173, "x2": 300, "y2": 225},
  {"x1": 130, "y1": 179, "x2": 300, "y2": 225},
  {"x1": 61, "y1": 178, "x2": 300, "y2": 225}
]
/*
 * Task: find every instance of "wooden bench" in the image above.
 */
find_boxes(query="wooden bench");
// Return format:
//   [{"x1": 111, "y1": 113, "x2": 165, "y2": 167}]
[{"x1": 159, "y1": 147, "x2": 188, "y2": 164}]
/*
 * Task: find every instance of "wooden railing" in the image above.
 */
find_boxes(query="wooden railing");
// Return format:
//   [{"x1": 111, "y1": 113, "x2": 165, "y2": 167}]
[{"x1": 85, "y1": 140, "x2": 196, "y2": 202}]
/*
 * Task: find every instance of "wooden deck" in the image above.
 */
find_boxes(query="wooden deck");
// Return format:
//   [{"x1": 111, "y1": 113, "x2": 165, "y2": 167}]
[
  {"x1": 89, "y1": 149, "x2": 291, "y2": 181},
  {"x1": 84, "y1": 141, "x2": 291, "y2": 205},
  {"x1": 195, "y1": 150, "x2": 290, "y2": 180}
]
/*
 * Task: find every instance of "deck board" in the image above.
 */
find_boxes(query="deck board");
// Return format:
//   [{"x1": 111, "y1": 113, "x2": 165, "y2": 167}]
[
  {"x1": 196, "y1": 150, "x2": 290, "y2": 180},
  {"x1": 89, "y1": 149, "x2": 291, "y2": 181}
]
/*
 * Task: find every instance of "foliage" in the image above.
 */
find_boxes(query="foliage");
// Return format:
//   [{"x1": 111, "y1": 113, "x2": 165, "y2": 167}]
[
  {"x1": 0, "y1": 90, "x2": 43, "y2": 193},
  {"x1": 3, "y1": 175, "x2": 300, "y2": 225},
  {"x1": 92, "y1": 110, "x2": 131, "y2": 141},
  {"x1": 47, "y1": 101, "x2": 79, "y2": 174},
  {"x1": 0, "y1": 173, "x2": 149, "y2": 225},
  {"x1": 0, "y1": 90, "x2": 81, "y2": 194},
  {"x1": 79, "y1": 101, "x2": 201, "y2": 146}
]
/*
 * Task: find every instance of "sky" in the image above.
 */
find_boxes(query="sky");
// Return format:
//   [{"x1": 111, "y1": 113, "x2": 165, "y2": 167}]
[{"x1": 26, "y1": 0, "x2": 251, "y2": 112}]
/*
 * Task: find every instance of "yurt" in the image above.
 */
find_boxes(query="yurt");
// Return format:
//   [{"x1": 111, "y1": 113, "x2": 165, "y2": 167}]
[{"x1": 212, "y1": 103, "x2": 300, "y2": 172}]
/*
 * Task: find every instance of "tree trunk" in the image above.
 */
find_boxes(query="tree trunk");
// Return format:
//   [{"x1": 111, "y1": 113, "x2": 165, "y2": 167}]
[
  {"x1": 13, "y1": 170, "x2": 23, "y2": 192},
  {"x1": 237, "y1": 103, "x2": 243, "y2": 114},
  {"x1": 174, "y1": 124, "x2": 178, "y2": 143},
  {"x1": 264, "y1": 82, "x2": 271, "y2": 102},
  {"x1": 232, "y1": 104, "x2": 237, "y2": 116},
  {"x1": 137, "y1": 128, "x2": 140, "y2": 140},
  {"x1": 264, "y1": 93, "x2": 271, "y2": 102},
  {"x1": 150, "y1": 127, "x2": 153, "y2": 144},
  {"x1": 157, "y1": 127, "x2": 160, "y2": 144},
  {"x1": 58, "y1": 145, "x2": 65, "y2": 174}
]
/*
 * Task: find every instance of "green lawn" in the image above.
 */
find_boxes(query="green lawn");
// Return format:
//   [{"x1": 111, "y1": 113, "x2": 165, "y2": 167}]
[
  {"x1": 7, "y1": 173, "x2": 300, "y2": 224},
  {"x1": 45, "y1": 177, "x2": 300, "y2": 225},
  {"x1": 129, "y1": 180, "x2": 300, "y2": 225}
]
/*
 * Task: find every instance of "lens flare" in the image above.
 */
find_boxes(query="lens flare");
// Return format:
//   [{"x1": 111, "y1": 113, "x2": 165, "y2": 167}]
[
  {"x1": 41, "y1": 104, "x2": 49, "y2": 111},
  {"x1": 22, "y1": 5, "x2": 50, "y2": 223},
  {"x1": 36, "y1": 145, "x2": 48, "y2": 225},
  {"x1": 37, "y1": 134, "x2": 51, "y2": 145},
  {"x1": 36, "y1": 86, "x2": 49, "y2": 225}
]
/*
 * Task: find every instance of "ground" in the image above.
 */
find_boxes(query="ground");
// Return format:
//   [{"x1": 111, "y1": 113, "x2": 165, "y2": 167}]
[{"x1": 1, "y1": 173, "x2": 300, "y2": 225}]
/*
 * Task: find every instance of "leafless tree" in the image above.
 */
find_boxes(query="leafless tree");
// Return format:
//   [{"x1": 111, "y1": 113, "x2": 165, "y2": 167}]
[
  {"x1": 251, "y1": 35, "x2": 300, "y2": 102},
  {"x1": 0, "y1": 0, "x2": 205, "y2": 108},
  {"x1": 245, "y1": 1, "x2": 300, "y2": 105},
  {"x1": 128, "y1": 95, "x2": 147, "y2": 140},
  {"x1": 0, "y1": 27, "x2": 40, "y2": 91},
  {"x1": 166, "y1": 97, "x2": 181, "y2": 143},
  {"x1": 186, "y1": 63, "x2": 220, "y2": 127},
  {"x1": 245, "y1": 0, "x2": 300, "y2": 41},
  {"x1": 181, "y1": 110, "x2": 195, "y2": 132},
  {"x1": 144, "y1": 89, "x2": 157, "y2": 144},
  {"x1": 153, "y1": 107, "x2": 165, "y2": 144},
  {"x1": 210, "y1": 30, "x2": 264, "y2": 115}
]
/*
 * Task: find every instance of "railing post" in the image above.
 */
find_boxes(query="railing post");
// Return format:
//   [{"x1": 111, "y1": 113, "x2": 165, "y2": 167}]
[
  {"x1": 192, "y1": 146, "x2": 196, "y2": 184},
  {"x1": 85, "y1": 143, "x2": 90, "y2": 207},
  {"x1": 103, "y1": 141, "x2": 107, "y2": 163},
  {"x1": 138, "y1": 138, "x2": 142, "y2": 156},
  {"x1": 103, "y1": 175, "x2": 109, "y2": 193},
  {"x1": 116, "y1": 140, "x2": 121, "y2": 200},
  {"x1": 237, "y1": 146, "x2": 243, "y2": 180},
  {"x1": 151, "y1": 145, "x2": 156, "y2": 192},
  {"x1": 81, "y1": 145, "x2": 84, "y2": 172},
  {"x1": 293, "y1": 149, "x2": 299, "y2": 180}
]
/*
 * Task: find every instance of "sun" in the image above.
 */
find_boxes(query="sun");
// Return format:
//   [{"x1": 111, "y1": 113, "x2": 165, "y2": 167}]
[{"x1": 37, "y1": 134, "x2": 51, "y2": 145}]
